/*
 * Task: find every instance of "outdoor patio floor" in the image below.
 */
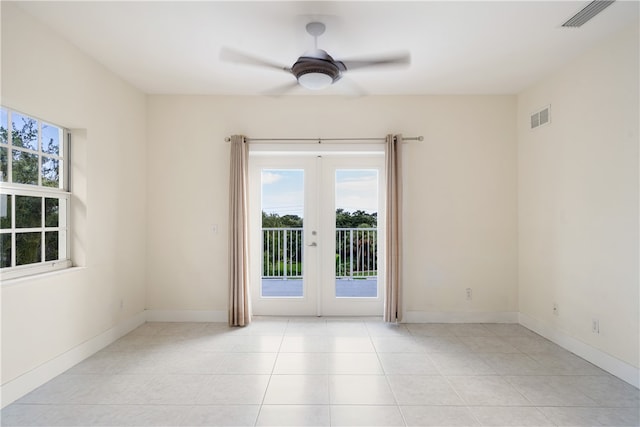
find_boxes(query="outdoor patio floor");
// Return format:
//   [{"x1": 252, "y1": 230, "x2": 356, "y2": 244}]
[{"x1": 262, "y1": 278, "x2": 377, "y2": 298}]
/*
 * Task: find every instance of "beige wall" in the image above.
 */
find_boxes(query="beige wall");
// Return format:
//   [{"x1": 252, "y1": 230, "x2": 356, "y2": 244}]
[
  {"x1": 146, "y1": 95, "x2": 518, "y2": 316},
  {"x1": 1, "y1": 3, "x2": 147, "y2": 385},
  {"x1": 517, "y1": 23, "x2": 639, "y2": 369}
]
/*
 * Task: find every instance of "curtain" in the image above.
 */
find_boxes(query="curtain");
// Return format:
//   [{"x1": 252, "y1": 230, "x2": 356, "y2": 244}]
[
  {"x1": 384, "y1": 134, "x2": 403, "y2": 323},
  {"x1": 228, "y1": 135, "x2": 252, "y2": 326}
]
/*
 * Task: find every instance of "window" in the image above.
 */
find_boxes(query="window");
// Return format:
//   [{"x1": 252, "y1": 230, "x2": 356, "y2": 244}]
[{"x1": 1, "y1": 107, "x2": 71, "y2": 280}]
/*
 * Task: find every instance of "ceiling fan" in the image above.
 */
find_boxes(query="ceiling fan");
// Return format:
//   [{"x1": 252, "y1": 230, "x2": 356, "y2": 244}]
[{"x1": 220, "y1": 21, "x2": 410, "y2": 94}]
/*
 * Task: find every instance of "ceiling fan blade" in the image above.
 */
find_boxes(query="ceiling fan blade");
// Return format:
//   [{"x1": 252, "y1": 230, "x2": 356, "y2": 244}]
[
  {"x1": 338, "y1": 51, "x2": 411, "y2": 71},
  {"x1": 220, "y1": 47, "x2": 292, "y2": 73},
  {"x1": 262, "y1": 80, "x2": 301, "y2": 97}
]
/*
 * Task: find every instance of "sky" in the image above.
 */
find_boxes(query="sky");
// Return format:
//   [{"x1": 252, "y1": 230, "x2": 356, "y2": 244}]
[{"x1": 262, "y1": 169, "x2": 378, "y2": 217}]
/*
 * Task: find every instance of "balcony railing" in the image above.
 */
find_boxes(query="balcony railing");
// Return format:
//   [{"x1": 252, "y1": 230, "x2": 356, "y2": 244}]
[
  {"x1": 262, "y1": 227, "x2": 378, "y2": 279},
  {"x1": 335, "y1": 228, "x2": 378, "y2": 278},
  {"x1": 262, "y1": 228, "x2": 303, "y2": 279}
]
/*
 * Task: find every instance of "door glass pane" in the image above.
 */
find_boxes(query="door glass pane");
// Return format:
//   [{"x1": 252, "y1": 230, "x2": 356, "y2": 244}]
[
  {"x1": 261, "y1": 169, "x2": 304, "y2": 297},
  {"x1": 335, "y1": 170, "x2": 378, "y2": 298}
]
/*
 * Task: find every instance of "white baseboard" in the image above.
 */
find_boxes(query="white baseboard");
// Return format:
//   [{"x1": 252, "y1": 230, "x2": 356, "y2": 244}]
[
  {"x1": 519, "y1": 313, "x2": 640, "y2": 389},
  {"x1": 1, "y1": 311, "x2": 146, "y2": 408},
  {"x1": 403, "y1": 310, "x2": 519, "y2": 324},
  {"x1": 145, "y1": 309, "x2": 227, "y2": 323}
]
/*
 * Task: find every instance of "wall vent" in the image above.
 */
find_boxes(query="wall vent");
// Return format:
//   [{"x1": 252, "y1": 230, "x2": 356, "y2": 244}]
[
  {"x1": 562, "y1": 0, "x2": 615, "y2": 28},
  {"x1": 530, "y1": 105, "x2": 551, "y2": 130}
]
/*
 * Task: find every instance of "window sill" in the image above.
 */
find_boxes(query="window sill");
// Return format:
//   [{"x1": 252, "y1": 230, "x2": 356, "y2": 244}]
[{"x1": 1, "y1": 262, "x2": 81, "y2": 286}]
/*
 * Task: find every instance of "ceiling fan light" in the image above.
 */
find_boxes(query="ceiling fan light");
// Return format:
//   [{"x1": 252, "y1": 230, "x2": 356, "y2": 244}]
[{"x1": 298, "y1": 72, "x2": 333, "y2": 90}]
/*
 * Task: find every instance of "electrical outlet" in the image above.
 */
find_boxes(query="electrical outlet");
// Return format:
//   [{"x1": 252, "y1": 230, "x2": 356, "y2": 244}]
[
  {"x1": 466, "y1": 288, "x2": 472, "y2": 300},
  {"x1": 592, "y1": 319, "x2": 600, "y2": 334},
  {"x1": 119, "y1": 299, "x2": 124, "y2": 310},
  {"x1": 553, "y1": 303, "x2": 559, "y2": 316}
]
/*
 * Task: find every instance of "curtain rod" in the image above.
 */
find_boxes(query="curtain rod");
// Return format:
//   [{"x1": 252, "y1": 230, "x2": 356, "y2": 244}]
[{"x1": 224, "y1": 136, "x2": 423, "y2": 143}]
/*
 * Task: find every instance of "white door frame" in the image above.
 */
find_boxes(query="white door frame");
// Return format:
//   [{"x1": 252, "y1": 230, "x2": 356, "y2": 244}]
[{"x1": 249, "y1": 147, "x2": 385, "y2": 316}]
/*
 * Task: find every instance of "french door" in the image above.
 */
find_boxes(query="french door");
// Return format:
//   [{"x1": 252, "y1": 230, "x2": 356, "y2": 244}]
[{"x1": 249, "y1": 154, "x2": 385, "y2": 316}]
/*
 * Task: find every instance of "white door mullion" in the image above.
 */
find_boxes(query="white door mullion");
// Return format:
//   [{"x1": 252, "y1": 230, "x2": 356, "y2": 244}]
[{"x1": 315, "y1": 155, "x2": 323, "y2": 316}]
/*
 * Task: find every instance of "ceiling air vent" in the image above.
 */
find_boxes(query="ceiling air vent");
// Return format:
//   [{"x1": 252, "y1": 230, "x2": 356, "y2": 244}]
[
  {"x1": 562, "y1": 0, "x2": 615, "y2": 28},
  {"x1": 531, "y1": 105, "x2": 551, "y2": 130}
]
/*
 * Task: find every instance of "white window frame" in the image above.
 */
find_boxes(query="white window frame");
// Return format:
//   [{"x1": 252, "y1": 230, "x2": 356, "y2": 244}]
[{"x1": 1, "y1": 107, "x2": 72, "y2": 281}]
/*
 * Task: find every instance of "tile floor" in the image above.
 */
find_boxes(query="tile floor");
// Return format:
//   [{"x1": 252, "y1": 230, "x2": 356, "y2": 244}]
[{"x1": 1, "y1": 318, "x2": 638, "y2": 426}]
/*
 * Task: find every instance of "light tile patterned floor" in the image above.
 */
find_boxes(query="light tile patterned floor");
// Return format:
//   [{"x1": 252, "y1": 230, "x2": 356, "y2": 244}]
[{"x1": 1, "y1": 318, "x2": 638, "y2": 426}]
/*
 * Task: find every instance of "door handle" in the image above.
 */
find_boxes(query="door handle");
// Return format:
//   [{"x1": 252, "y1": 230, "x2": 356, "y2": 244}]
[{"x1": 307, "y1": 242, "x2": 317, "y2": 247}]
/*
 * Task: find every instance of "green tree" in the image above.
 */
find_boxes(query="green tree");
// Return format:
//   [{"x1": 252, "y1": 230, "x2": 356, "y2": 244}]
[
  {"x1": 261, "y1": 212, "x2": 303, "y2": 276},
  {"x1": 11, "y1": 115, "x2": 40, "y2": 185},
  {"x1": 335, "y1": 209, "x2": 377, "y2": 277},
  {"x1": 335, "y1": 208, "x2": 377, "y2": 228},
  {"x1": 0, "y1": 147, "x2": 7, "y2": 182},
  {"x1": 1, "y1": 118, "x2": 7, "y2": 182},
  {"x1": 262, "y1": 211, "x2": 303, "y2": 228}
]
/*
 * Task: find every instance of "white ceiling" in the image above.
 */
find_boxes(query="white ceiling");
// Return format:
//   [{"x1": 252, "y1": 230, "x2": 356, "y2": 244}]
[{"x1": 16, "y1": 1, "x2": 639, "y2": 96}]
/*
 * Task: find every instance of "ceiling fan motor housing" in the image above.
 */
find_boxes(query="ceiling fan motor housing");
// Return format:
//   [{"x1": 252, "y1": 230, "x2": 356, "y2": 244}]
[
  {"x1": 292, "y1": 58, "x2": 340, "y2": 82},
  {"x1": 292, "y1": 49, "x2": 346, "y2": 84}
]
